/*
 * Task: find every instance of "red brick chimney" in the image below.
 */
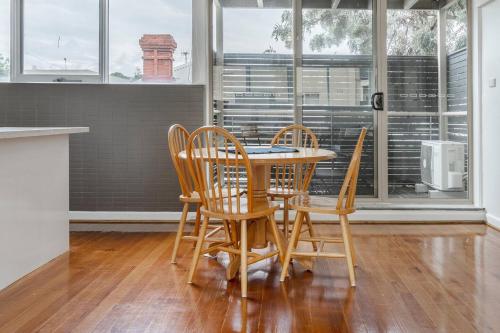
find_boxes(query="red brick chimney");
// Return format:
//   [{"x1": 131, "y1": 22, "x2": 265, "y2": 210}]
[{"x1": 139, "y1": 34, "x2": 177, "y2": 82}]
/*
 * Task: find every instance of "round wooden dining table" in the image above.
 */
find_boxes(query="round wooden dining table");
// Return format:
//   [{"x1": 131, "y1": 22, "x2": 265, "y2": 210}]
[{"x1": 179, "y1": 146, "x2": 336, "y2": 278}]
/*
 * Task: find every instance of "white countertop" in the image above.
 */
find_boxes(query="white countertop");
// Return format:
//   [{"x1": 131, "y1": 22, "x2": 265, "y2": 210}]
[{"x1": 0, "y1": 127, "x2": 89, "y2": 140}]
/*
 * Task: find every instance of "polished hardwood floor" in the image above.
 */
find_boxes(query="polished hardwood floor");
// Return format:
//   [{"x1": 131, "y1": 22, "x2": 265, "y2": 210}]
[{"x1": 0, "y1": 224, "x2": 499, "y2": 332}]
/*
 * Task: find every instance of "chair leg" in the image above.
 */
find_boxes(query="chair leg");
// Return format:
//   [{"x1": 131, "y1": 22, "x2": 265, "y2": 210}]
[
  {"x1": 171, "y1": 202, "x2": 190, "y2": 264},
  {"x1": 240, "y1": 219, "x2": 248, "y2": 298},
  {"x1": 226, "y1": 220, "x2": 240, "y2": 281},
  {"x1": 304, "y1": 213, "x2": 318, "y2": 251},
  {"x1": 283, "y1": 198, "x2": 290, "y2": 238},
  {"x1": 340, "y1": 215, "x2": 356, "y2": 287},
  {"x1": 187, "y1": 216, "x2": 210, "y2": 284},
  {"x1": 230, "y1": 220, "x2": 239, "y2": 245},
  {"x1": 344, "y1": 215, "x2": 356, "y2": 266},
  {"x1": 268, "y1": 214, "x2": 285, "y2": 264},
  {"x1": 192, "y1": 204, "x2": 202, "y2": 248},
  {"x1": 280, "y1": 211, "x2": 304, "y2": 282},
  {"x1": 222, "y1": 220, "x2": 231, "y2": 242}
]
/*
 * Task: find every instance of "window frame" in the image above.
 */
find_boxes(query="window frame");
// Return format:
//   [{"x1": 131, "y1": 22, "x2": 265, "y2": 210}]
[
  {"x1": 10, "y1": 0, "x2": 107, "y2": 83},
  {"x1": 9, "y1": 0, "x2": 198, "y2": 85}
]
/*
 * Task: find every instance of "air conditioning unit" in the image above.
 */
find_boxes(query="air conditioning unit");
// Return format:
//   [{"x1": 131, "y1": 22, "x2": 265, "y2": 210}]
[{"x1": 421, "y1": 141, "x2": 465, "y2": 191}]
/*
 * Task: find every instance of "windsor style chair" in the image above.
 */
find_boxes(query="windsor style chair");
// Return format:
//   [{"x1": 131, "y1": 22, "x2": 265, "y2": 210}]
[
  {"x1": 269, "y1": 124, "x2": 319, "y2": 241},
  {"x1": 168, "y1": 124, "x2": 225, "y2": 264},
  {"x1": 280, "y1": 128, "x2": 367, "y2": 287},
  {"x1": 185, "y1": 126, "x2": 285, "y2": 298}
]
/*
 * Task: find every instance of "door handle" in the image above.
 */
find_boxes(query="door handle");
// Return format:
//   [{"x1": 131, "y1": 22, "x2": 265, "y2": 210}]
[{"x1": 371, "y1": 92, "x2": 384, "y2": 111}]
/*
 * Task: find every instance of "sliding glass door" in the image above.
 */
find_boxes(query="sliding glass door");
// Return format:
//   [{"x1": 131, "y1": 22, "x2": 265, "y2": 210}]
[
  {"x1": 384, "y1": 0, "x2": 469, "y2": 200},
  {"x1": 299, "y1": 0, "x2": 377, "y2": 197},
  {"x1": 212, "y1": 0, "x2": 470, "y2": 204}
]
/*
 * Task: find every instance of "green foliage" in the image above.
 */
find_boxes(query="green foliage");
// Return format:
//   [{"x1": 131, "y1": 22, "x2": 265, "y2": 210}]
[
  {"x1": 110, "y1": 72, "x2": 131, "y2": 80},
  {"x1": 303, "y1": 10, "x2": 372, "y2": 54},
  {"x1": 387, "y1": 11, "x2": 437, "y2": 56},
  {"x1": 0, "y1": 53, "x2": 9, "y2": 77},
  {"x1": 110, "y1": 67, "x2": 142, "y2": 82},
  {"x1": 272, "y1": 10, "x2": 293, "y2": 49},
  {"x1": 272, "y1": 9, "x2": 447, "y2": 56},
  {"x1": 132, "y1": 67, "x2": 143, "y2": 81}
]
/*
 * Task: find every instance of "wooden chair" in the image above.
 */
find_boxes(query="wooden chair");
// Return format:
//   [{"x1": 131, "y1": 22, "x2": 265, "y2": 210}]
[
  {"x1": 185, "y1": 126, "x2": 285, "y2": 298},
  {"x1": 269, "y1": 124, "x2": 319, "y2": 239},
  {"x1": 168, "y1": 124, "x2": 225, "y2": 264},
  {"x1": 280, "y1": 128, "x2": 367, "y2": 287}
]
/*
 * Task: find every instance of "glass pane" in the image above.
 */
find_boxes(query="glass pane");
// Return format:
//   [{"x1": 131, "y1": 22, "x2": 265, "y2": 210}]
[
  {"x1": 445, "y1": 0, "x2": 468, "y2": 198},
  {"x1": 300, "y1": 2, "x2": 375, "y2": 196},
  {"x1": 387, "y1": 10, "x2": 438, "y2": 114},
  {"x1": 0, "y1": 0, "x2": 9, "y2": 81},
  {"x1": 109, "y1": 0, "x2": 192, "y2": 84},
  {"x1": 388, "y1": 115, "x2": 439, "y2": 197},
  {"x1": 215, "y1": 1, "x2": 293, "y2": 143},
  {"x1": 23, "y1": 0, "x2": 100, "y2": 75},
  {"x1": 446, "y1": 0, "x2": 467, "y2": 54},
  {"x1": 387, "y1": 3, "x2": 469, "y2": 200}
]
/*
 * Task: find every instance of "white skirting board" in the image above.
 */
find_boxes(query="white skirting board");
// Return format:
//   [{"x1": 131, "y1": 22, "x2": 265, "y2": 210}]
[
  {"x1": 69, "y1": 210, "x2": 486, "y2": 233},
  {"x1": 486, "y1": 213, "x2": 500, "y2": 230}
]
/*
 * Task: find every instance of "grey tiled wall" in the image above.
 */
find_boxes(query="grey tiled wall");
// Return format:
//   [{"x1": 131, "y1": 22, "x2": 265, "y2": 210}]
[{"x1": 0, "y1": 83, "x2": 204, "y2": 211}]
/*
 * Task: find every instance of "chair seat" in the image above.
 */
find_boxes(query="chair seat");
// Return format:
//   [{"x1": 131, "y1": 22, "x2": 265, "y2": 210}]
[
  {"x1": 180, "y1": 191, "x2": 202, "y2": 203},
  {"x1": 267, "y1": 188, "x2": 306, "y2": 199},
  {"x1": 290, "y1": 194, "x2": 355, "y2": 215},
  {"x1": 180, "y1": 188, "x2": 237, "y2": 203},
  {"x1": 201, "y1": 198, "x2": 280, "y2": 220}
]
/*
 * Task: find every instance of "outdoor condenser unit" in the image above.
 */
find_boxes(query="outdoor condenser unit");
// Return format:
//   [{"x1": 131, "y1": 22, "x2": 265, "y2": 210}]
[{"x1": 420, "y1": 141, "x2": 465, "y2": 191}]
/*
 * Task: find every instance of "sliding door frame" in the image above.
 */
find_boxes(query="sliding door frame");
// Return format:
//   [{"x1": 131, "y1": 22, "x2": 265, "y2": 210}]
[
  {"x1": 292, "y1": 0, "x2": 303, "y2": 126},
  {"x1": 294, "y1": 0, "x2": 381, "y2": 200},
  {"x1": 208, "y1": 0, "x2": 474, "y2": 207},
  {"x1": 375, "y1": 0, "x2": 388, "y2": 202},
  {"x1": 379, "y1": 0, "x2": 474, "y2": 205}
]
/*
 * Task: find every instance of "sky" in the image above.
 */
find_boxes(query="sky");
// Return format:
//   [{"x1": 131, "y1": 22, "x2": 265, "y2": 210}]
[
  {"x1": 0, "y1": 1, "x2": 9, "y2": 60},
  {"x1": 223, "y1": 9, "x2": 291, "y2": 54},
  {"x1": 15, "y1": 0, "x2": 192, "y2": 77},
  {"x1": 23, "y1": 0, "x2": 101, "y2": 72},
  {"x1": 109, "y1": 0, "x2": 192, "y2": 77}
]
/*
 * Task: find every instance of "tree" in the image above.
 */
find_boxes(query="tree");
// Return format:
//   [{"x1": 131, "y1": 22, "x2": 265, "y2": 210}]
[
  {"x1": 132, "y1": 67, "x2": 143, "y2": 82},
  {"x1": 387, "y1": 11, "x2": 437, "y2": 56},
  {"x1": 0, "y1": 54, "x2": 9, "y2": 77},
  {"x1": 272, "y1": 9, "x2": 439, "y2": 56},
  {"x1": 446, "y1": 0, "x2": 467, "y2": 53},
  {"x1": 110, "y1": 72, "x2": 131, "y2": 80}
]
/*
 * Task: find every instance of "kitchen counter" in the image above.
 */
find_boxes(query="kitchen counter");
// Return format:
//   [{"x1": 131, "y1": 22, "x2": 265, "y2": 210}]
[
  {"x1": 0, "y1": 127, "x2": 89, "y2": 139},
  {"x1": 0, "y1": 127, "x2": 89, "y2": 290}
]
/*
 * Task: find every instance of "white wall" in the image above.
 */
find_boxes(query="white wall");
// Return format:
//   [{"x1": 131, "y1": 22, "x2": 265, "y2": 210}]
[{"x1": 475, "y1": 0, "x2": 500, "y2": 228}]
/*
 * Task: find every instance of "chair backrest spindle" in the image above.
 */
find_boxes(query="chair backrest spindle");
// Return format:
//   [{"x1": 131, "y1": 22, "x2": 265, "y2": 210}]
[
  {"x1": 336, "y1": 128, "x2": 367, "y2": 211},
  {"x1": 168, "y1": 124, "x2": 194, "y2": 198},
  {"x1": 187, "y1": 126, "x2": 253, "y2": 216},
  {"x1": 270, "y1": 124, "x2": 319, "y2": 194}
]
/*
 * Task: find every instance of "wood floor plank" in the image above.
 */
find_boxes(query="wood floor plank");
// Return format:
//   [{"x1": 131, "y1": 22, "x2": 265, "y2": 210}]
[{"x1": 0, "y1": 224, "x2": 499, "y2": 332}]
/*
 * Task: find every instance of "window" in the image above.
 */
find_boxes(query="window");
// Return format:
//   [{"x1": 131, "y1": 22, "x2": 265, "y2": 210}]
[
  {"x1": 0, "y1": 0, "x2": 9, "y2": 82},
  {"x1": 109, "y1": 0, "x2": 192, "y2": 84},
  {"x1": 22, "y1": 0, "x2": 100, "y2": 78},
  {"x1": 5, "y1": 0, "x2": 193, "y2": 84}
]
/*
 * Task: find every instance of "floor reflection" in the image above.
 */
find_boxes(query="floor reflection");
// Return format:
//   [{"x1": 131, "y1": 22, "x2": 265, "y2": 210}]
[{"x1": 2, "y1": 224, "x2": 498, "y2": 332}]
